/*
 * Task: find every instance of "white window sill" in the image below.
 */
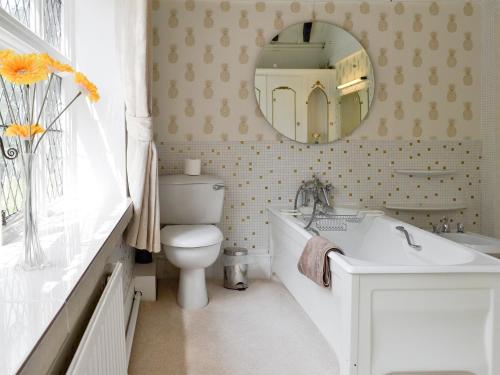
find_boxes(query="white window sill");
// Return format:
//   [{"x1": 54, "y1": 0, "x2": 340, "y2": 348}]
[
  {"x1": 1, "y1": 196, "x2": 81, "y2": 245},
  {"x1": 0, "y1": 197, "x2": 133, "y2": 374}
]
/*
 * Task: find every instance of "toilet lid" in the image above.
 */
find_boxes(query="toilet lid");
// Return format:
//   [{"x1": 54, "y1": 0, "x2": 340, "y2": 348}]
[{"x1": 160, "y1": 225, "x2": 223, "y2": 248}]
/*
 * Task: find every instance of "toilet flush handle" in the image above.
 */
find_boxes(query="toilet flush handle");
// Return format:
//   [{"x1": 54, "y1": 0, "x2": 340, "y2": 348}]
[{"x1": 213, "y1": 183, "x2": 225, "y2": 191}]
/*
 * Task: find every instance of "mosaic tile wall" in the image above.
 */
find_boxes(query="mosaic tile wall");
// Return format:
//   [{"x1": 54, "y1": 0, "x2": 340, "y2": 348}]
[
  {"x1": 152, "y1": 0, "x2": 481, "y2": 142},
  {"x1": 158, "y1": 139, "x2": 481, "y2": 252}
]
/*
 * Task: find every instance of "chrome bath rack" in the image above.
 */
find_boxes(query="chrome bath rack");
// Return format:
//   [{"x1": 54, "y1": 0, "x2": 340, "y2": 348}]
[{"x1": 300, "y1": 213, "x2": 364, "y2": 232}]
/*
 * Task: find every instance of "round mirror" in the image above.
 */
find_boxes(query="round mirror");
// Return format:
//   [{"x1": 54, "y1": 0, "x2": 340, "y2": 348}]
[{"x1": 254, "y1": 21, "x2": 374, "y2": 144}]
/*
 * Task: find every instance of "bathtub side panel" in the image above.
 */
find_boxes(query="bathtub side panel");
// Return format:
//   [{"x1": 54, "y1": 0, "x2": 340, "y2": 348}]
[
  {"x1": 269, "y1": 213, "x2": 357, "y2": 374},
  {"x1": 356, "y1": 273, "x2": 500, "y2": 375}
]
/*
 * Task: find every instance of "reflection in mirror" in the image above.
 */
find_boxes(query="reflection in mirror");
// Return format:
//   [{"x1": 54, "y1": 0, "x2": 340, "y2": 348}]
[
  {"x1": 255, "y1": 21, "x2": 374, "y2": 144},
  {"x1": 307, "y1": 87, "x2": 328, "y2": 143}
]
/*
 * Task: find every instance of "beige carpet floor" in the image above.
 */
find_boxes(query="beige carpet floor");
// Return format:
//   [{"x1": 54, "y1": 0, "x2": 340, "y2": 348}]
[{"x1": 129, "y1": 279, "x2": 339, "y2": 375}]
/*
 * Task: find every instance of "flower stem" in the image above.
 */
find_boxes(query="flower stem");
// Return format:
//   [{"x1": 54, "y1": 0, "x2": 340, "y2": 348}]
[
  {"x1": 30, "y1": 83, "x2": 36, "y2": 125},
  {"x1": 23, "y1": 85, "x2": 30, "y2": 124},
  {"x1": 33, "y1": 91, "x2": 82, "y2": 153},
  {"x1": 35, "y1": 73, "x2": 53, "y2": 127},
  {"x1": 29, "y1": 84, "x2": 37, "y2": 149}
]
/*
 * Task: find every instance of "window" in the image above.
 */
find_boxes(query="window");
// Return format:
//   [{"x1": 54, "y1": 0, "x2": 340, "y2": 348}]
[
  {"x1": 0, "y1": 0, "x2": 66, "y2": 219},
  {"x1": 42, "y1": 75, "x2": 63, "y2": 201},
  {"x1": 43, "y1": 0, "x2": 62, "y2": 48},
  {"x1": 0, "y1": 0, "x2": 31, "y2": 28},
  {"x1": 0, "y1": 0, "x2": 63, "y2": 49}
]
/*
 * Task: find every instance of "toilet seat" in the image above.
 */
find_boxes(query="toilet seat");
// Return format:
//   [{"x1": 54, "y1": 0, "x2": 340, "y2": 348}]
[{"x1": 161, "y1": 225, "x2": 223, "y2": 248}]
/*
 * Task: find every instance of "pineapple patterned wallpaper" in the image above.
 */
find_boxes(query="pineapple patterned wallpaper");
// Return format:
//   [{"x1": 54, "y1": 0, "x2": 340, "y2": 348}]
[
  {"x1": 151, "y1": 0, "x2": 484, "y2": 258},
  {"x1": 152, "y1": 0, "x2": 481, "y2": 142}
]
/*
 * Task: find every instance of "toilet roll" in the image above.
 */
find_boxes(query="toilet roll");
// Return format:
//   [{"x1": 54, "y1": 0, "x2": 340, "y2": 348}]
[{"x1": 184, "y1": 159, "x2": 201, "y2": 175}]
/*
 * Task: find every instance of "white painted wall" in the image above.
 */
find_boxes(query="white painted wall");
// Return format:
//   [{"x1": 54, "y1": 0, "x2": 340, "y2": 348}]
[
  {"x1": 257, "y1": 22, "x2": 362, "y2": 70},
  {"x1": 257, "y1": 46, "x2": 326, "y2": 69},
  {"x1": 324, "y1": 24, "x2": 361, "y2": 67},
  {"x1": 70, "y1": 0, "x2": 127, "y2": 208},
  {"x1": 69, "y1": 0, "x2": 135, "y2": 327},
  {"x1": 257, "y1": 22, "x2": 329, "y2": 69}
]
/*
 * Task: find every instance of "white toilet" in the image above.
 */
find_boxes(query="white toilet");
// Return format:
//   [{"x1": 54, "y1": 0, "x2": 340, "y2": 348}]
[{"x1": 159, "y1": 175, "x2": 225, "y2": 309}]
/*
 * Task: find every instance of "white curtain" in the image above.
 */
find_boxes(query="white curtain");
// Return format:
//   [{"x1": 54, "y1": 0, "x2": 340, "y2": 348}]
[{"x1": 119, "y1": 0, "x2": 161, "y2": 252}]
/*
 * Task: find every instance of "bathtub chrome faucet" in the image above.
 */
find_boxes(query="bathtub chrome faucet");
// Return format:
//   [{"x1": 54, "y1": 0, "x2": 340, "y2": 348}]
[
  {"x1": 431, "y1": 216, "x2": 453, "y2": 234},
  {"x1": 294, "y1": 176, "x2": 333, "y2": 230}
]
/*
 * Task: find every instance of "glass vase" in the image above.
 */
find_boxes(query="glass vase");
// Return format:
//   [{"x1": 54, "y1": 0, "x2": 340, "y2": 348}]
[{"x1": 18, "y1": 152, "x2": 49, "y2": 270}]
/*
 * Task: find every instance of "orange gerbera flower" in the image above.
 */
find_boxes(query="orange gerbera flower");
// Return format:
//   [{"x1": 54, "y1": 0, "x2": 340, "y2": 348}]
[
  {"x1": 0, "y1": 53, "x2": 48, "y2": 85},
  {"x1": 4, "y1": 124, "x2": 45, "y2": 139},
  {"x1": 0, "y1": 49, "x2": 15, "y2": 63},
  {"x1": 74, "y1": 72, "x2": 100, "y2": 102},
  {"x1": 40, "y1": 53, "x2": 74, "y2": 74}
]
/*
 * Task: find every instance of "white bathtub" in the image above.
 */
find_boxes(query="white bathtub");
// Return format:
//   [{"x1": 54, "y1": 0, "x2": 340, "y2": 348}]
[{"x1": 268, "y1": 207, "x2": 500, "y2": 375}]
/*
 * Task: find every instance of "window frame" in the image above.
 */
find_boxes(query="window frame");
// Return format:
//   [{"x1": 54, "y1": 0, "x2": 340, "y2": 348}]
[
  {"x1": 0, "y1": 0, "x2": 72, "y2": 62},
  {"x1": 0, "y1": 0, "x2": 73, "y2": 222}
]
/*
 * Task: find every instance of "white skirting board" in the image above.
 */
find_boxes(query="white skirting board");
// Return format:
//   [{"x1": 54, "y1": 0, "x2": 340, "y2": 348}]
[
  {"x1": 154, "y1": 251, "x2": 272, "y2": 280},
  {"x1": 201, "y1": 251, "x2": 272, "y2": 280},
  {"x1": 126, "y1": 290, "x2": 141, "y2": 364},
  {"x1": 217, "y1": 252, "x2": 272, "y2": 279}
]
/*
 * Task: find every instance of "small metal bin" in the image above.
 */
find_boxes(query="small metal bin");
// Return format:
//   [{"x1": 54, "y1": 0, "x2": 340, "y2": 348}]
[{"x1": 223, "y1": 247, "x2": 248, "y2": 290}]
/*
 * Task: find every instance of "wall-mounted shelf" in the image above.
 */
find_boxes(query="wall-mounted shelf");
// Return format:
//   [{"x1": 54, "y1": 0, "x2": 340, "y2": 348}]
[
  {"x1": 394, "y1": 169, "x2": 457, "y2": 177},
  {"x1": 385, "y1": 202, "x2": 467, "y2": 211}
]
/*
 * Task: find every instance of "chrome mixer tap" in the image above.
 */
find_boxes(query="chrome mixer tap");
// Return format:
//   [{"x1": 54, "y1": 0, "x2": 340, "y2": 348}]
[{"x1": 294, "y1": 175, "x2": 333, "y2": 229}]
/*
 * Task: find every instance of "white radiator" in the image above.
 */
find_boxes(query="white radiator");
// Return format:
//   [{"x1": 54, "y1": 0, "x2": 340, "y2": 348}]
[{"x1": 67, "y1": 263, "x2": 127, "y2": 375}]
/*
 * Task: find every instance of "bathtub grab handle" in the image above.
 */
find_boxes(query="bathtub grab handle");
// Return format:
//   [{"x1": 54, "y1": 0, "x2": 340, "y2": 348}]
[{"x1": 395, "y1": 226, "x2": 422, "y2": 251}]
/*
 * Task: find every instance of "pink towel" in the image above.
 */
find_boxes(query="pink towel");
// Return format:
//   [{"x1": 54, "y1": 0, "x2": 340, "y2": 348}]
[{"x1": 297, "y1": 236, "x2": 344, "y2": 287}]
